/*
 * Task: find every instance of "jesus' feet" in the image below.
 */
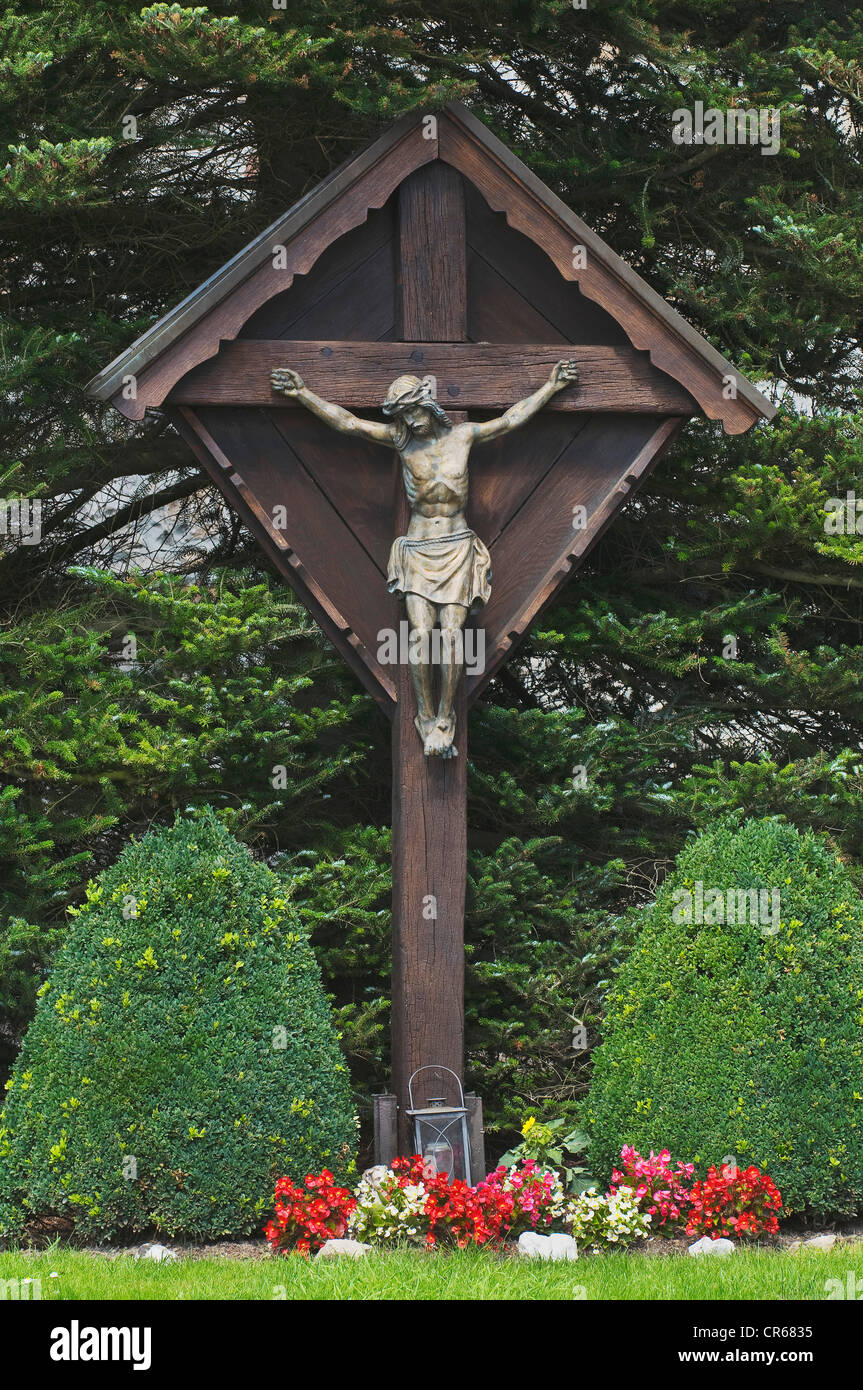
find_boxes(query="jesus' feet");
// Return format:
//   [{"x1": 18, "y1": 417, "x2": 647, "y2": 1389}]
[
  {"x1": 414, "y1": 712, "x2": 457, "y2": 758},
  {"x1": 424, "y1": 715, "x2": 457, "y2": 759}
]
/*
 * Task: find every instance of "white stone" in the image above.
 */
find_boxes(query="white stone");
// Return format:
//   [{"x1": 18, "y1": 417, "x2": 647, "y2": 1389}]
[
  {"x1": 134, "y1": 1243, "x2": 177, "y2": 1263},
  {"x1": 688, "y1": 1237, "x2": 736, "y2": 1257},
  {"x1": 517, "y1": 1231, "x2": 578, "y2": 1261},
  {"x1": 517, "y1": 1231, "x2": 549, "y2": 1257},
  {"x1": 314, "y1": 1238, "x2": 372, "y2": 1260},
  {"x1": 360, "y1": 1166, "x2": 390, "y2": 1190},
  {"x1": 548, "y1": 1233, "x2": 579, "y2": 1261},
  {"x1": 801, "y1": 1233, "x2": 837, "y2": 1252}
]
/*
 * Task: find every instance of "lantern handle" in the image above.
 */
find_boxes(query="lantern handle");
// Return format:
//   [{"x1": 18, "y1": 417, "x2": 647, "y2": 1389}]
[{"x1": 407, "y1": 1065, "x2": 465, "y2": 1110}]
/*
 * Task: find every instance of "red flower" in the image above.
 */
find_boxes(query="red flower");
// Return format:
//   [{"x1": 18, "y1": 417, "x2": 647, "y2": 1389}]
[
  {"x1": 686, "y1": 1165, "x2": 781, "y2": 1240},
  {"x1": 265, "y1": 1171, "x2": 357, "y2": 1256}
]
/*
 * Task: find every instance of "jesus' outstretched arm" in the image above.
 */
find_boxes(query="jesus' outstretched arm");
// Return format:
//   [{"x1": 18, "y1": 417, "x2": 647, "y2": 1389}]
[
  {"x1": 270, "y1": 368, "x2": 394, "y2": 445},
  {"x1": 468, "y1": 359, "x2": 579, "y2": 444}
]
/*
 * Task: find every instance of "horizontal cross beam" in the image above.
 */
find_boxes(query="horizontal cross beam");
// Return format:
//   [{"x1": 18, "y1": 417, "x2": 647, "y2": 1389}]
[{"x1": 168, "y1": 341, "x2": 696, "y2": 414}]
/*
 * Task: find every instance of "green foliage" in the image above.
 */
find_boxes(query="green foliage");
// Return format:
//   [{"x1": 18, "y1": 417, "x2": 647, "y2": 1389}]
[
  {"x1": 1, "y1": 137, "x2": 112, "y2": 206},
  {"x1": 0, "y1": 567, "x2": 369, "y2": 1070},
  {"x1": 499, "y1": 1117, "x2": 594, "y2": 1195},
  {"x1": 588, "y1": 819, "x2": 863, "y2": 1219},
  {"x1": 0, "y1": 810, "x2": 356, "y2": 1240}
]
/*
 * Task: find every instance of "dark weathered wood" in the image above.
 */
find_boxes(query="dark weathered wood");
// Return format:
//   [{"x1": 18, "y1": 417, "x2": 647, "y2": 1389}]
[
  {"x1": 468, "y1": 413, "x2": 592, "y2": 548},
  {"x1": 171, "y1": 405, "x2": 397, "y2": 711},
  {"x1": 465, "y1": 180, "x2": 629, "y2": 347},
  {"x1": 398, "y1": 163, "x2": 466, "y2": 341},
  {"x1": 239, "y1": 202, "x2": 396, "y2": 341},
  {"x1": 391, "y1": 164, "x2": 469, "y2": 1153},
  {"x1": 168, "y1": 340, "x2": 696, "y2": 414},
  {"x1": 391, "y1": 664, "x2": 467, "y2": 1153},
  {"x1": 195, "y1": 405, "x2": 391, "y2": 643},
  {"x1": 270, "y1": 409, "x2": 395, "y2": 573},
  {"x1": 466, "y1": 414, "x2": 684, "y2": 702},
  {"x1": 467, "y1": 249, "x2": 567, "y2": 344},
  {"x1": 250, "y1": 239, "x2": 397, "y2": 345},
  {"x1": 87, "y1": 102, "x2": 774, "y2": 434}
]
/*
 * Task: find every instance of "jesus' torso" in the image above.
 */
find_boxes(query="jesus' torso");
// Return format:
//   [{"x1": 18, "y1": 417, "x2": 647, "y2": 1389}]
[{"x1": 399, "y1": 423, "x2": 473, "y2": 540}]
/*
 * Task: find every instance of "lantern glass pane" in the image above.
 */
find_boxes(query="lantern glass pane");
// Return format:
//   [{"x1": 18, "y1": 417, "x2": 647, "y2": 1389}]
[
  {"x1": 422, "y1": 1127, "x2": 454, "y2": 1179},
  {"x1": 414, "y1": 1112, "x2": 469, "y2": 1183}
]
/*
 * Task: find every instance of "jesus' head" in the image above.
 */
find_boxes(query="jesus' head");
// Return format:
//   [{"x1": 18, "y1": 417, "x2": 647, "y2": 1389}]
[{"x1": 381, "y1": 374, "x2": 452, "y2": 447}]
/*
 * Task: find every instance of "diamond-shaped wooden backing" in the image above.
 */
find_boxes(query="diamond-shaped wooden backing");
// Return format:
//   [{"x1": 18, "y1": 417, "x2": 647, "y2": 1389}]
[{"x1": 172, "y1": 402, "x2": 680, "y2": 712}]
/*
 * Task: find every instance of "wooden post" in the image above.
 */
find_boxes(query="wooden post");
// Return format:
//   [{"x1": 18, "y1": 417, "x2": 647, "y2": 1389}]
[
  {"x1": 391, "y1": 163, "x2": 469, "y2": 1151},
  {"x1": 464, "y1": 1093, "x2": 486, "y2": 1182},
  {"x1": 373, "y1": 1094, "x2": 399, "y2": 1167},
  {"x1": 391, "y1": 672, "x2": 467, "y2": 1150}
]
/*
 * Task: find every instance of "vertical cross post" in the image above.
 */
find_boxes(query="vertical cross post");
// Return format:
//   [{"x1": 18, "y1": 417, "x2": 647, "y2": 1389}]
[{"x1": 391, "y1": 162, "x2": 469, "y2": 1152}]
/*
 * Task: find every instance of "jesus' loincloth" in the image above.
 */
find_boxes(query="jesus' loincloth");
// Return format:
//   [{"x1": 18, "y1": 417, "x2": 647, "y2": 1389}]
[{"x1": 387, "y1": 528, "x2": 492, "y2": 611}]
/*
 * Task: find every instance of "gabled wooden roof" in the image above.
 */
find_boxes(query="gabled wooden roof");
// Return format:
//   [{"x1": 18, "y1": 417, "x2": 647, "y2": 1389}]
[{"x1": 86, "y1": 102, "x2": 775, "y2": 433}]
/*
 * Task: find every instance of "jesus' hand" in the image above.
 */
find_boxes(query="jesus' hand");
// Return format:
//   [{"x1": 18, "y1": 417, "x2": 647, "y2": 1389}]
[
  {"x1": 550, "y1": 359, "x2": 579, "y2": 389},
  {"x1": 271, "y1": 367, "x2": 305, "y2": 396}
]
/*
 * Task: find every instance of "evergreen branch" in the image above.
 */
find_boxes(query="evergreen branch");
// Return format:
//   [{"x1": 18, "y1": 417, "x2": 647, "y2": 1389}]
[{"x1": 745, "y1": 562, "x2": 863, "y2": 591}]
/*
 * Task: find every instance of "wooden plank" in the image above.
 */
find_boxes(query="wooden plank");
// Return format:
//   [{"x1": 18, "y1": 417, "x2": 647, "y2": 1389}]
[
  {"x1": 398, "y1": 163, "x2": 466, "y2": 341},
  {"x1": 391, "y1": 165, "x2": 469, "y2": 1151},
  {"x1": 266, "y1": 408, "x2": 394, "y2": 573},
  {"x1": 169, "y1": 407, "x2": 396, "y2": 713},
  {"x1": 467, "y1": 249, "x2": 567, "y2": 344},
  {"x1": 168, "y1": 340, "x2": 696, "y2": 414},
  {"x1": 466, "y1": 415, "x2": 684, "y2": 702},
  {"x1": 468, "y1": 412, "x2": 592, "y2": 548},
  {"x1": 259, "y1": 239, "x2": 396, "y2": 344},
  {"x1": 391, "y1": 666, "x2": 467, "y2": 1152},
  {"x1": 479, "y1": 413, "x2": 667, "y2": 641},
  {"x1": 88, "y1": 102, "x2": 774, "y2": 436}
]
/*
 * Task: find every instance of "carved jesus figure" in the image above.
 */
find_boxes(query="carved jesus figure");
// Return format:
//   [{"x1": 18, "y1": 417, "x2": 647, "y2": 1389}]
[{"x1": 271, "y1": 360, "x2": 579, "y2": 757}]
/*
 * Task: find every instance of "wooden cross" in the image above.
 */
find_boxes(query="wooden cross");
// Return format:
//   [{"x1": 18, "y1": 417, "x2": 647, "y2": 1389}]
[{"x1": 87, "y1": 104, "x2": 774, "y2": 1156}]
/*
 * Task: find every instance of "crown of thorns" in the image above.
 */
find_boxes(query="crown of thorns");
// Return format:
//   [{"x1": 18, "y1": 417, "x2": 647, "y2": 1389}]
[{"x1": 381, "y1": 374, "x2": 451, "y2": 427}]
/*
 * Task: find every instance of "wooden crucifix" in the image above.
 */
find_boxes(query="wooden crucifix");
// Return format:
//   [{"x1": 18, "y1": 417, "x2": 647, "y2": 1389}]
[
  {"x1": 87, "y1": 104, "x2": 775, "y2": 1162},
  {"x1": 269, "y1": 353, "x2": 580, "y2": 759}
]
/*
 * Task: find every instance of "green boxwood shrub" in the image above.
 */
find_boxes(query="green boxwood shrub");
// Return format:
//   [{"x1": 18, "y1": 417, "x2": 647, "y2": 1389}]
[
  {"x1": 588, "y1": 818, "x2": 863, "y2": 1219},
  {"x1": 0, "y1": 810, "x2": 356, "y2": 1241}
]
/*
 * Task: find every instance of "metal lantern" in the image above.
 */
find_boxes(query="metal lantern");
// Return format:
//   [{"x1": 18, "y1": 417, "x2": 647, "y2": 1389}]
[{"x1": 407, "y1": 1066, "x2": 471, "y2": 1184}]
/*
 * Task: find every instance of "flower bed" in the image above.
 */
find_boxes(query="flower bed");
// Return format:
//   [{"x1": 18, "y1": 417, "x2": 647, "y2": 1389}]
[
  {"x1": 566, "y1": 1186, "x2": 652, "y2": 1253},
  {"x1": 266, "y1": 1146, "x2": 783, "y2": 1256}
]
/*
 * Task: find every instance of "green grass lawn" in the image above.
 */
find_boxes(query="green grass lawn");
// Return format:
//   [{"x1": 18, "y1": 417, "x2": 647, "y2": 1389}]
[{"x1": 2, "y1": 1243, "x2": 861, "y2": 1300}]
